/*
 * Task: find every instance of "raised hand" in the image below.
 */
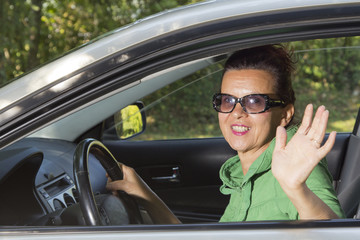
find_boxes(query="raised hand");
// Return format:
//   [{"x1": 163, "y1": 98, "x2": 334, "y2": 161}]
[{"x1": 271, "y1": 104, "x2": 336, "y2": 191}]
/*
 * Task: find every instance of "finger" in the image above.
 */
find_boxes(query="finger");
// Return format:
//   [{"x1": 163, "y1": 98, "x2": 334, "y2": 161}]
[
  {"x1": 309, "y1": 109, "x2": 329, "y2": 147},
  {"x1": 297, "y1": 104, "x2": 313, "y2": 134},
  {"x1": 274, "y1": 126, "x2": 287, "y2": 151},
  {"x1": 119, "y1": 163, "x2": 133, "y2": 173},
  {"x1": 121, "y1": 165, "x2": 138, "y2": 181},
  {"x1": 316, "y1": 109, "x2": 330, "y2": 142},
  {"x1": 106, "y1": 180, "x2": 125, "y2": 191},
  {"x1": 105, "y1": 181, "x2": 119, "y2": 196},
  {"x1": 307, "y1": 105, "x2": 326, "y2": 139},
  {"x1": 117, "y1": 162, "x2": 123, "y2": 168},
  {"x1": 106, "y1": 173, "x2": 113, "y2": 183},
  {"x1": 318, "y1": 131, "x2": 336, "y2": 158}
]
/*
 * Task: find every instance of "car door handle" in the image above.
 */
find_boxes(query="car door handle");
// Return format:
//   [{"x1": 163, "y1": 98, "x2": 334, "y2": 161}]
[{"x1": 151, "y1": 167, "x2": 180, "y2": 183}]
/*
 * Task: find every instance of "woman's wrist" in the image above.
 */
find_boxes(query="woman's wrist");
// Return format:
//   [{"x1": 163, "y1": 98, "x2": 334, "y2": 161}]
[{"x1": 280, "y1": 182, "x2": 338, "y2": 219}]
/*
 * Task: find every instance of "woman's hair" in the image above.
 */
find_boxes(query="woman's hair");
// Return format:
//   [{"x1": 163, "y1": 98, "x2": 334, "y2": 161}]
[
  {"x1": 222, "y1": 44, "x2": 296, "y2": 126},
  {"x1": 223, "y1": 44, "x2": 296, "y2": 106}
]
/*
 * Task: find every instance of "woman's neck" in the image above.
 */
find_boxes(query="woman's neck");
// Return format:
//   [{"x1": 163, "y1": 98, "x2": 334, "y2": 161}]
[{"x1": 237, "y1": 144, "x2": 270, "y2": 175}]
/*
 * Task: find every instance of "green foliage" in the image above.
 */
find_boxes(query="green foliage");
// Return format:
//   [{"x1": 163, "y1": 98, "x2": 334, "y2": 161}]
[
  {"x1": 135, "y1": 37, "x2": 360, "y2": 140},
  {"x1": 136, "y1": 61, "x2": 225, "y2": 140},
  {"x1": 115, "y1": 105, "x2": 143, "y2": 139},
  {"x1": 0, "y1": 0, "x2": 203, "y2": 86},
  {"x1": 289, "y1": 38, "x2": 360, "y2": 132}
]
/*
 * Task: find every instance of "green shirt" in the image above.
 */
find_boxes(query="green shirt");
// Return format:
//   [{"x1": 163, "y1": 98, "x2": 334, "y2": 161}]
[{"x1": 219, "y1": 126, "x2": 345, "y2": 222}]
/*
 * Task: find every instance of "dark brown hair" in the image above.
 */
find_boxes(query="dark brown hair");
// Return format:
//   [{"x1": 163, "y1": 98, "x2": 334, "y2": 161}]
[
  {"x1": 223, "y1": 44, "x2": 296, "y2": 106},
  {"x1": 222, "y1": 44, "x2": 296, "y2": 126}
]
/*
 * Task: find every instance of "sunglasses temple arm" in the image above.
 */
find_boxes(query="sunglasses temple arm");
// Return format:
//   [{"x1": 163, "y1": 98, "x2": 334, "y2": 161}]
[{"x1": 269, "y1": 100, "x2": 286, "y2": 107}]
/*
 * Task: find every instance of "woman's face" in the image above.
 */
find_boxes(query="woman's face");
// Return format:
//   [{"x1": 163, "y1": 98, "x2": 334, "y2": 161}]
[{"x1": 219, "y1": 69, "x2": 289, "y2": 156}]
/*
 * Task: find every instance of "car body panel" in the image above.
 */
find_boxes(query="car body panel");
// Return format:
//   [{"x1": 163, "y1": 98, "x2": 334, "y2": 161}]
[
  {"x1": 1, "y1": 0, "x2": 360, "y2": 239},
  {"x1": 2, "y1": 222, "x2": 360, "y2": 239}
]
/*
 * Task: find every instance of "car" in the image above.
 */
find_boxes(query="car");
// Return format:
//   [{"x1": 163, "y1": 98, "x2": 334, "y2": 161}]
[{"x1": 1, "y1": 0, "x2": 360, "y2": 238}]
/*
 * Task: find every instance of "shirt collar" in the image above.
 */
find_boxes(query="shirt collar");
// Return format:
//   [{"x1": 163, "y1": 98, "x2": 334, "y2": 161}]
[{"x1": 220, "y1": 125, "x2": 298, "y2": 190}]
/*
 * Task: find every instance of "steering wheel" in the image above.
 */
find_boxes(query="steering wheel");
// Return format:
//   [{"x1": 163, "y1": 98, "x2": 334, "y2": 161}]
[{"x1": 73, "y1": 138, "x2": 143, "y2": 225}]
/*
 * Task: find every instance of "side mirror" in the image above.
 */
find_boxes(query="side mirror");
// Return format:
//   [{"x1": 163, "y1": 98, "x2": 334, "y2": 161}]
[
  {"x1": 103, "y1": 102, "x2": 146, "y2": 140},
  {"x1": 115, "y1": 102, "x2": 146, "y2": 139}
]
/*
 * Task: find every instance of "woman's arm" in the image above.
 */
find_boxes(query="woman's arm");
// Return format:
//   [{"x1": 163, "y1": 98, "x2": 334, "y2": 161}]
[
  {"x1": 106, "y1": 164, "x2": 181, "y2": 224},
  {"x1": 272, "y1": 104, "x2": 339, "y2": 219},
  {"x1": 279, "y1": 180, "x2": 339, "y2": 219}
]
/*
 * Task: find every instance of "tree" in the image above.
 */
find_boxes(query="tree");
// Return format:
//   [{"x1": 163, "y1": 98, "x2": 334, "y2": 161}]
[{"x1": 0, "y1": 0, "x2": 203, "y2": 86}]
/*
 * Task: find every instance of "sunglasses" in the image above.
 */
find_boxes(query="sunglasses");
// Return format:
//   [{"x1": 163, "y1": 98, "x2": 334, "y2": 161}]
[{"x1": 212, "y1": 93, "x2": 285, "y2": 114}]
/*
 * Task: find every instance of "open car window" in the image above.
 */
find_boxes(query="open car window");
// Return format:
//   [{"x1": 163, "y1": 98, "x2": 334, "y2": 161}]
[
  {"x1": 104, "y1": 37, "x2": 360, "y2": 141},
  {"x1": 99, "y1": 36, "x2": 360, "y2": 224}
]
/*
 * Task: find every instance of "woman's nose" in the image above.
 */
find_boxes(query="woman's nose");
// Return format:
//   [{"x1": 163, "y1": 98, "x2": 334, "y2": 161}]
[{"x1": 230, "y1": 102, "x2": 247, "y2": 118}]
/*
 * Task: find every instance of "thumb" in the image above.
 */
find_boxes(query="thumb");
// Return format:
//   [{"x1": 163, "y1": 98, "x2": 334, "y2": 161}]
[{"x1": 274, "y1": 126, "x2": 287, "y2": 152}]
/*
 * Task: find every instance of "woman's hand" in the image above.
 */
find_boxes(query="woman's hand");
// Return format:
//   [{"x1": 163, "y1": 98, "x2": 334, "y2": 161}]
[
  {"x1": 106, "y1": 163, "x2": 181, "y2": 224},
  {"x1": 106, "y1": 164, "x2": 154, "y2": 204},
  {"x1": 272, "y1": 104, "x2": 336, "y2": 190},
  {"x1": 271, "y1": 104, "x2": 338, "y2": 219}
]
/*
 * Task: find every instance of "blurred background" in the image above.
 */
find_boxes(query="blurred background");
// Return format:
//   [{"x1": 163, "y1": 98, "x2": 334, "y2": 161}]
[{"x1": 0, "y1": 0, "x2": 203, "y2": 84}]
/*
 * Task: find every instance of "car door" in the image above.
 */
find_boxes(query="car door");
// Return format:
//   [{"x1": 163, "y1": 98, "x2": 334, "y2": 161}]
[
  {"x1": 102, "y1": 37, "x2": 360, "y2": 222},
  {"x1": 104, "y1": 138, "x2": 235, "y2": 223},
  {"x1": 103, "y1": 57, "x2": 236, "y2": 222}
]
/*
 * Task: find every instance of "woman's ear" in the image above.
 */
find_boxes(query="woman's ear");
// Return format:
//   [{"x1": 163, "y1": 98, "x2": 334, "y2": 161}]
[{"x1": 280, "y1": 104, "x2": 295, "y2": 127}]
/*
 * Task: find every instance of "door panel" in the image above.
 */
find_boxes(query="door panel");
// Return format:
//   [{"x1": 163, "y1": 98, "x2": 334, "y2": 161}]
[
  {"x1": 104, "y1": 138, "x2": 235, "y2": 222},
  {"x1": 104, "y1": 133, "x2": 350, "y2": 223}
]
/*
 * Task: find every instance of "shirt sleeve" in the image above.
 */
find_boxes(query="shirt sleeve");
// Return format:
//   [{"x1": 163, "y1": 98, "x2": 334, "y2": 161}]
[
  {"x1": 278, "y1": 158, "x2": 345, "y2": 219},
  {"x1": 305, "y1": 158, "x2": 345, "y2": 218}
]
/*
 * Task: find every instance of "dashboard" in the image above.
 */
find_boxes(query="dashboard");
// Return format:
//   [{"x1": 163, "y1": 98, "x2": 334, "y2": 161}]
[{"x1": 0, "y1": 138, "x2": 108, "y2": 225}]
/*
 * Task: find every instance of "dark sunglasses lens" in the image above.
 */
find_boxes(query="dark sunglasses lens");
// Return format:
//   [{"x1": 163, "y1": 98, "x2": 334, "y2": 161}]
[
  {"x1": 215, "y1": 94, "x2": 235, "y2": 112},
  {"x1": 243, "y1": 95, "x2": 266, "y2": 113}
]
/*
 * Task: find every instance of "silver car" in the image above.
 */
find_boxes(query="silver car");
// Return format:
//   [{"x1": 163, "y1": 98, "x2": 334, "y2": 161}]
[{"x1": 1, "y1": 0, "x2": 360, "y2": 239}]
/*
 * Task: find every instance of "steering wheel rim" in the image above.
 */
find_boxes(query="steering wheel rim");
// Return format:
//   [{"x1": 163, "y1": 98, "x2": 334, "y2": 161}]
[{"x1": 73, "y1": 138, "x2": 143, "y2": 225}]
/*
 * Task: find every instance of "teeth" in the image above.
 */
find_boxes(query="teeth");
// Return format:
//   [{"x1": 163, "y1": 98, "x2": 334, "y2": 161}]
[{"x1": 232, "y1": 126, "x2": 250, "y2": 132}]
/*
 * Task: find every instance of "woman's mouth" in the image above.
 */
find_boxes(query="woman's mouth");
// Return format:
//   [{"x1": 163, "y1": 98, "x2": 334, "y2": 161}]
[{"x1": 231, "y1": 124, "x2": 250, "y2": 136}]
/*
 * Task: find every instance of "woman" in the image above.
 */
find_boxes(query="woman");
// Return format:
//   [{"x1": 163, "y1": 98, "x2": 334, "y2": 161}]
[{"x1": 106, "y1": 45, "x2": 344, "y2": 223}]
